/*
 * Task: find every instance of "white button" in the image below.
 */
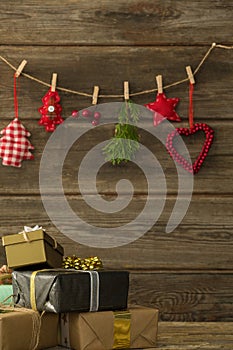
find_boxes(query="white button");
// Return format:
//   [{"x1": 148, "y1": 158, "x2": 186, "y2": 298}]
[{"x1": 48, "y1": 105, "x2": 55, "y2": 112}]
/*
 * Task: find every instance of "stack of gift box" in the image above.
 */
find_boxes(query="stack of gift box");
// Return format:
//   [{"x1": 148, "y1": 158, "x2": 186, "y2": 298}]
[{"x1": 1, "y1": 226, "x2": 159, "y2": 350}]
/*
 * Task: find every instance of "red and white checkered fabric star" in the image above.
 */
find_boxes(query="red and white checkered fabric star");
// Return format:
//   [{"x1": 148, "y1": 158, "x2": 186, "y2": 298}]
[{"x1": 0, "y1": 118, "x2": 34, "y2": 167}]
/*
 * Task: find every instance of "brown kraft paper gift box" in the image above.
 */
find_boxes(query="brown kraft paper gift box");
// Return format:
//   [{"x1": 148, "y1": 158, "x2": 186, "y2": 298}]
[
  {"x1": 2, "y1": 228, "x2": 64, "y2": 269},
  {"x1": 0, "y1": 308, "x2": 58, "y2": 350},
  {"x1": 60, "y1": 306, "x2": 159, "y2": 350}
]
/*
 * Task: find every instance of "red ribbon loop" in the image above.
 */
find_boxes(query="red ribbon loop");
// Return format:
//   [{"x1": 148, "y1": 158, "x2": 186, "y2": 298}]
[
  {"x1": 189, "y1": 82, "x2": 194, "y2": 129},
  {"x1": 14, "y1": 74, "x2": 19, "y2": 119}
]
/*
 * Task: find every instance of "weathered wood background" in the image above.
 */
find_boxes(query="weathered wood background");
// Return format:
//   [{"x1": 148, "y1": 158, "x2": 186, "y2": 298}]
[{"x1": 0, "y1": 1, "x2": 232, "y2": 321}]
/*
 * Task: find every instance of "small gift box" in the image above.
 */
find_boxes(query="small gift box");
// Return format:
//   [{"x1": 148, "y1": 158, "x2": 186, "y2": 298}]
[
  {"x1": 12, "y1": 269, "x2": 129, "y2": 313},
  {"x1": 2, "y1": 226, "x2": 64, "y2": 269},
  {"x1": 0, "y1": 308, "x2": 58, "y2": 350},
  {"x1": 59, "y1": 306, "x2": 159, "y2": 350}
]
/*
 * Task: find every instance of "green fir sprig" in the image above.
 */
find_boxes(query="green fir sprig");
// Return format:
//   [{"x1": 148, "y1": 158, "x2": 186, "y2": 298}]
[{"x1": 102, "y1": 100, "x2": 140, "y2": 165}]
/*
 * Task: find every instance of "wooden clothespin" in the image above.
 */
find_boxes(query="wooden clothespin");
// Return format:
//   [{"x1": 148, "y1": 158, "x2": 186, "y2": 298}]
[
  {"x1": 15, "y1": 60, "x2": 27, "y2": 78},
  {"x1": 92, "y1": 85, "x2": 99, "y2": 105},
  {"x1": 186, "y1": 66, "x2": 195, "y2": 84},
  {"x1": 124, "y1": 81, "x2": 129, "y2": 101},
  {"x1": 51, "y1": 73, "x2": 57, "y2": 92},
  {"x1": 156, "y1": 75, "x2": 163, "y2": 94}
]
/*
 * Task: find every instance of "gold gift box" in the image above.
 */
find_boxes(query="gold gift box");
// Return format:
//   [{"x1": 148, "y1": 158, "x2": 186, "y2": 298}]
[
  {"x1": 0, "y1": 308, "x2": 58, "y2": 350},
  {"x1": 2, "y1": 229, "x2": 64, "y2": 269},
  {"x1": 60, "y1": 306, "x2": 159, "y2": 350}
]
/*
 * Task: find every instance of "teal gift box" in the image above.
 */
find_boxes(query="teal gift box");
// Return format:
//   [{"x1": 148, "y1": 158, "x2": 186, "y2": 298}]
[{"x1": 0, "y1": 285, "x2": 13, "y2": 305}]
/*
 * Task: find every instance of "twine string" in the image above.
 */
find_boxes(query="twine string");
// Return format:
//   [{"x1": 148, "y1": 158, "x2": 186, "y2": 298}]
[{"x1": 0, "y1": 43, "x2": 232, "y2": 99}]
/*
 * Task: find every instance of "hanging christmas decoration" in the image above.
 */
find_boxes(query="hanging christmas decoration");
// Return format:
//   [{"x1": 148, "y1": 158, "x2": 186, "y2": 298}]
[
  {"x1": 80, "y1": 108, "x2": 102, "y2": 126},
  {"x1": 102, "y1": 99, "x2": 140, "y2": 165},
  {"x1": 145, "y1": 93, "x2": 181, "y2": 125},
  {"x1": 166, "y1": 123, "x2": 214, "y2": 174},
  {"x1": 80, "y1": 85, "x2": 102, "y2": 126},
  {"x1": 0, "y1": 71, "x2": 34, "y2": 168},
  {"x1": 166, "y1": 67, "x2": 214, "y2": 174},
  {"x1": 0, "y1": 119, "x2": 34, "y2": 168},
  {"x1": 71, "y1": 109, "x2": 79, "y2": 118},
  {"x1": 38, "y1": 73, "x2": 64, "y2": 132},
  {"x1": 145, "y1": 76, "x2": 181, "y2": 126}
]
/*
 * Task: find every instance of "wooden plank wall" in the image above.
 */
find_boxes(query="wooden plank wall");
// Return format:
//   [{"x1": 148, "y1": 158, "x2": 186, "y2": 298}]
[{"x1": 0, "y1": 1, "x2": 232, "y2": 321}]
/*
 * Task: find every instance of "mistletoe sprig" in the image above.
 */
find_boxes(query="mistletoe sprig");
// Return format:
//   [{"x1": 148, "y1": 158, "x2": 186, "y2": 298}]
[{"x1": 102, "y1": 100, "x2": 140, "y2": 165}]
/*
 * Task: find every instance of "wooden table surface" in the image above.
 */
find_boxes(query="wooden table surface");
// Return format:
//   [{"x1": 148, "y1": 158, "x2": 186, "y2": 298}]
[{"x1": 47, "y1": 322, "x2": 233, "y2": 349}]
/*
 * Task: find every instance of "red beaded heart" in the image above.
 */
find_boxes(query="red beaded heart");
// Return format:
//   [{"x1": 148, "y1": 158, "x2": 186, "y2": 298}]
[{"x1": 166, "y1": 123, "x2": 214, "y2": 174}]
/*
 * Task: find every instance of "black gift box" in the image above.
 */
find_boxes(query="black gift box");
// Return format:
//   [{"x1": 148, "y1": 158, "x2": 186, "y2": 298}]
[{"x1": 12, "y1": 269, "x2": 129, "y2": 313}]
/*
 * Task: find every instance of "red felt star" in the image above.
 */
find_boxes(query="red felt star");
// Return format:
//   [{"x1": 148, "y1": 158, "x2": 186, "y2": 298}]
[{"x1": 145, "y1": 92, "x2": 181, "y2": 125}]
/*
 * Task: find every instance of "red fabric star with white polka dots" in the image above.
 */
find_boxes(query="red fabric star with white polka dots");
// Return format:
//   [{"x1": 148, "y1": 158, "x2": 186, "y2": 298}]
[{"x1": 145, "y1": 92, "x2": 181, "y2": 125}]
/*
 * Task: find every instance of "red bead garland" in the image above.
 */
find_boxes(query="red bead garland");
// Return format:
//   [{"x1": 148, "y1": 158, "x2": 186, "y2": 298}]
[{"x1": 81, "y1": 108, "x2": 102, "y2": 126}]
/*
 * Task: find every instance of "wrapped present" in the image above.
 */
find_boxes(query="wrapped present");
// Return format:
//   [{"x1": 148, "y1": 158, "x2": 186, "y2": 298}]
[
  {"x1": 12, "y1": 269, "x2": 129, "y2": 313},
  {"x1": 2, "y1": 226, "x2": 64, "y2": 269},
  {"x1": 59, "y1": 306, "x2": 159, "y2": 350},
  {"x1": 37, "y1": 312, "x2": 59, "y2": 349},
  {"x1": 0, "y1": 285, "x2": 13, "y2": 305},
  {"x1": 0, "y1": 308, "x2": 58, "y2": 350}
]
